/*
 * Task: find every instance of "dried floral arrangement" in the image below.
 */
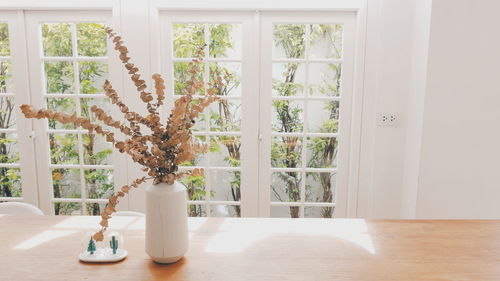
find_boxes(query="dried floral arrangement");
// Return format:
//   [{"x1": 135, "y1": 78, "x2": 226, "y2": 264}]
[{"x1": 20, "y1": 28, "x2": 219, "y2": 241}]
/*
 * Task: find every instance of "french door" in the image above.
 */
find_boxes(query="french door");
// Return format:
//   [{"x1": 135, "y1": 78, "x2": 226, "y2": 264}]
[
  {"x1": 24, "y1": 11, "x2": 127, "y2": 215},
  {"x1": 158, "y1": 11, "x2": 358, "y2": 218},
  {"x1": 0, "y1": 11, "x2": 38, "y2": 206}
]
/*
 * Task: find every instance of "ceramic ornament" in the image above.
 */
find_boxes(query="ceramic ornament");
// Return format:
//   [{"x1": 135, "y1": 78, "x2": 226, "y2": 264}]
[{"x1": 79, "y1": 232, "x2": 127, "y2": 263}]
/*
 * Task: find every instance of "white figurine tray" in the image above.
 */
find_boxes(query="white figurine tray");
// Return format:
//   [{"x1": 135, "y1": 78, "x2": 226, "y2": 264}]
[{"x1": 79, "y1": 248, "x2": 128, "y2": 263}]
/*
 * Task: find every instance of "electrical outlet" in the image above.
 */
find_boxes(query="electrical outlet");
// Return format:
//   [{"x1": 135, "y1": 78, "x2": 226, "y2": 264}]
[{"x1": 377, "y1": 112, "x2": 400, "y2": 126}]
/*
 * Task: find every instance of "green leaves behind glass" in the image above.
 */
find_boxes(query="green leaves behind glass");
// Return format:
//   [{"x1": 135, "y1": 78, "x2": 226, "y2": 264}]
[
  {"x1": 0, "y1": 60, "x2": 13, "y2": 93},
  {"x1": 52, "y1": 168, "x2": 81, "y2": 198},
  {"x1": 42, "y1": 23, "x2": 72, "y2": 57},
  {"x1": 271, "y1": 171, "x2": 302, "y2": 202},
  {"x1": 0, "y1": 23, "x2": 10, "y2": 56},
  {"x1": 272, "y1": 63, "x2": 305, "y2": 97},
  {"x1": 44, "y1": 61, "x2": 75, "y2": 94},
  {"x1": 271, "y1": 136, "x2": 303, "y2": 168},
  {"x1": 49, "y1": 133, "x2": 78, "y2": 164},
  {"x1": 77, "y1": 23, "x2": 107, "y2": 57},
  {"x1": 173, "y1": 23, "x2": 205, "y2": 58},
  {"x1": 79, "y1": 61, "x2": 108, "y2": 94},
  {"x1": 273, "y1": 24, "x2": 305, "y2": 59},
  {"x1": 0, "y1": 132, "x2": 19, "y2": 164},
  {"x1": 272, "y1": 100, "x2": 303, "y2": 133}
]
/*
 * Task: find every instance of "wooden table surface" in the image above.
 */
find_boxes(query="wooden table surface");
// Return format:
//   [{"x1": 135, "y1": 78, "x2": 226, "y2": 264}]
[{"x1": 1, "y1": 215, "x2": 500, "y2": 281}]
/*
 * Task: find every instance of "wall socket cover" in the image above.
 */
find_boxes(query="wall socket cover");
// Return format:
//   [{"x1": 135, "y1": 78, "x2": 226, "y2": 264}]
[{"x1": 377, "y1": 112, "x2": 400, "y2": 126}]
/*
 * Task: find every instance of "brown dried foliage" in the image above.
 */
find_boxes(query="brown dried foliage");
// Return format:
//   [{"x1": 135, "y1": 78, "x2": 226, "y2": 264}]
[{"x1": 20, "y1": 27, "x2": 219, "y2": 241}]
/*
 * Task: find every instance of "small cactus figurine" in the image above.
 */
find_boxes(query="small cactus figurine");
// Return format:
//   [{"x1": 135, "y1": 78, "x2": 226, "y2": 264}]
[
  {"x1": 110, "y1": 236, "x2": 119, "y2": 255},
  {"x1": 87, "y1": 238, "x2": 96, "y2": 255}
]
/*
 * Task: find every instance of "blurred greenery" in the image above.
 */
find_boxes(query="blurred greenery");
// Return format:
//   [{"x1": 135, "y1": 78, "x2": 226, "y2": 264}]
[{"x1": 0, "y1": 21, "x2": 342, "y2": 218}]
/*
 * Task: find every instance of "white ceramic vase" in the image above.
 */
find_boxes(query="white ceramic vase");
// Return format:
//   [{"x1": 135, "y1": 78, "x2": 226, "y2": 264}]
[{"x1": 145, "y1": 181, "x2": 188, "y2": 264}]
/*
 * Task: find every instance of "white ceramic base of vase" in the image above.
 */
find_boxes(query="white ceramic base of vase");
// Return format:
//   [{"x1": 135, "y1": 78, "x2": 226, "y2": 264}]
[
  {"x1": 151, "y1": 255, "x2": 184, "y2": 264},
  {"x1": 79, "y1": 248, "x2": 128, "y2": 263},
  {"x1": 145, "y1": 181, "x2": 189, "y2": 264}
]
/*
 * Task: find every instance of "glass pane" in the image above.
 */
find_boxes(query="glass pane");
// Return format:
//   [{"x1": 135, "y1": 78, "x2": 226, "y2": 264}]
[
  {"x1": 210, "y1": 204, "x2": 239, "y2": 217},
  {"x1": 173, "y1": 23, "x2": 205, "y2": 58},
  {"x1": 49, "y1": 133, "x2": 78, "y2": 164},
  {"x1": 308, "y1": 63, "x2": 341, "y2": 97},
  {"x1": 272, "y1": 63, "x2": 305, "y2": 96},
  {"x1": 54, "y1": 202, "x2": 82, "y2": 215},
  {"x1": 0, "y1": 60, "x2": 13, "y2": 93},
  {"x1": 86, "y1": 202, "x2": 107, "y2": 216},
  {"x1": 272, "y1": 100, "x2": 303, "y2": 133},
  {"x1": 0, "y1": 167, "x2": 21, "y2": 197},
  {"x1": 182, "y1": 171, "x2": 206, "y2": 201},
  {"x1": 44, "y1": 61, "x2": 75, "y2": 94},
  {"x1": 271, "y1": 136, "x2": 302, "y2": 168},
  {"x1": 174, "y1": 62, "x2": 204, "y2": 95},
  {"x1": 307, "y1": 100, "x2": 339, "y2": 133},
  {"x1": 209, "y1": 100, "x2": 241, "y2": 131},
  {"x1": 209, "y1": 136, "x2": 241, "y2": 167},
  {"x1": 306, "y1": 172, "x2": 335, "y2": 203},
  {"x1": 0, "y1": 96, "x2": 16, "y2": 128},
  {"x1": 80, "y1": 98, "x2": 110, "y2": 124},
  {"x1": 83, "y1": 133, "x2": 113, "y2": 165},
  {"x1": 309, "y1": 24, "x2": 343, "y2": 59},
  {"x1": 77, "y1": 23, "x2": 107, "y2": 57},
  {"x1": 187, "y1": 204, "x2": 206, "y2": 217},
  {"x1": 273, "y1": 24, "x2": 305, "y2": 59},
  {"x1": 79, "y1": 61, "x2": 108, "y2": 94},
  {"x1": 306, "y1": 137, "x2": 338, "y2": 168},
  {"x1": 191, "y1": 108, "x2": 206, "y2": 132},
  {"x1": 52, "y1": 168, "x2": 81, "y2": 198},
  {"x1": 85, "y1": 169, "x2": 114, "y2": 199},
  {"x1": 42, "y1": 23, "x2": 72, "y2": 57},
  {"x1": 0, "y1": 132, "x2": 18, "y2": 163},
  {"x1": 209, "y1": 24, "x2": 241, "y2": 59},
  {"x1": 46, "y1": 97, "x2": 76, "y2": 129},
  {"x1": 270, "y1": 206, "x2": 300, "y2": 218},
  {"x1": 210, "y1": 170, "x2": 240, "y2": 201},
  {"x1": 209, "y1": 62, "x2": 241, "y2": 96},
  {"x1": 271, "y1": 171, "x2": 301, "y2": 202},
  {"x1": 0, "y1": 23, "x2": 10, "y2": 56},
  {"x1": 305, "y1": 206, "x2": 334, "y2": 218},
  {"x1": 179, "y1": 135, "x2": 207, "y2": 166}
]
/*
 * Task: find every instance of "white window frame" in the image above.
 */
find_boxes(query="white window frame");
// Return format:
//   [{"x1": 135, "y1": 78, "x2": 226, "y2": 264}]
[
  {"x1": 0, "y1": 0, "x2": 367, "y2": 217},
  {"x1": 159, "y1": 11, "x2": 259, "y2": 217},
  {"x1": 24, "y1": 10, "x2": 127, "y2": 215},
  {"x1": 259, "y1": 12, "x2": 357, "y2": 218},
  {"x1": 0, "y1": 10, "x2": 38, "y2": 205},
  {"x1": 155, "y1": 9, "x2": 362, "y2": 218}
]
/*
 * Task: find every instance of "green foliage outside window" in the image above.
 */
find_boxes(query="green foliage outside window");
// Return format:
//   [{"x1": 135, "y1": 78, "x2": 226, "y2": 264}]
[
  {"x1": 42, "y1": 23, "x2": 112, "y2": 215},
  {"x1": 272, "y1": 24, "x2": 342, "y2": 218}
]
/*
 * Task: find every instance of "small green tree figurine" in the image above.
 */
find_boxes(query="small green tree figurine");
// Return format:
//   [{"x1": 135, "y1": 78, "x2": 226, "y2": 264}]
[
  {"x1": 87, "y1": 238, "x2": 96, "y2": 255},
  {"x1": 109, "y1": 236, "x2": 118, "y2": 255}
]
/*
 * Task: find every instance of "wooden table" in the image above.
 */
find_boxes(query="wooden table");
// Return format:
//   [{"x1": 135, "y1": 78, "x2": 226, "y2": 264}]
[{"x1": 1, "y1": 215, "x2": 500, "y2": 280}]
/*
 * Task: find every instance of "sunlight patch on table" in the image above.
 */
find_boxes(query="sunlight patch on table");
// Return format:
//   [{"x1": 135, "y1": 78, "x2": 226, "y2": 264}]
[
  {"x1": 204, "y1": 219, "x2": 376, "y2": 254},
  {"x1": 13, "y1": 230, "x2": 77, "y2": 250}
]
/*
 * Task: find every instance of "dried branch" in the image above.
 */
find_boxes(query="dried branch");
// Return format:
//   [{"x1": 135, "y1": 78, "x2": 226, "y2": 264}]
[{"x1": 21, "y1": 28, "x2": 220, "y2": 241}]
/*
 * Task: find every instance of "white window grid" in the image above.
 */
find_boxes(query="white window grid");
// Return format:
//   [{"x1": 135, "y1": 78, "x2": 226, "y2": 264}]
[
  {"x1": 269, "y1": 23, "x2": 342, "y2": 217},
  {"x1": 0, "y1": 20, "x2": 21, "y2": 202},
  {"x1": 38, "y1": 21, "x2": 113, "y2": 213},
  {"x1": 171, "y1": 22, "x2": 243, "y2": 217}
]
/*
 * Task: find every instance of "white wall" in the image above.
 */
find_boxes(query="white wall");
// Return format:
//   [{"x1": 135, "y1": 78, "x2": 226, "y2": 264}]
[
  {"x1": 357, "y1": 0, "x2": 417, "y2": 218},
  {"x1": 415, "y1": 0, "x2": 500, "y2": 218},
  {"x1": 400, "y1": 0, "x2": 432, "y2": 218}
]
